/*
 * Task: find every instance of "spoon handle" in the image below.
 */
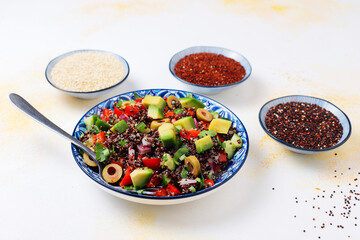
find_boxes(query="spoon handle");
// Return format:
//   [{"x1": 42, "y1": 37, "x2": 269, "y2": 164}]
[{"x1": 9, "y1": 93, "x2": 97, "y2": 160}]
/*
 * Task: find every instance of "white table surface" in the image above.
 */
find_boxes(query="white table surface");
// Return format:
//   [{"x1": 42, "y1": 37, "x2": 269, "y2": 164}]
[{"x1": 1, "y1": 1, "x2": 360, "y2": 239}]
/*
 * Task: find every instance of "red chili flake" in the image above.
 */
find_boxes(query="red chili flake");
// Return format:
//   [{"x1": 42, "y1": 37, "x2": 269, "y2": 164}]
[{"x1": 174, "y1": 52, "x2": 246, "y2": 86}]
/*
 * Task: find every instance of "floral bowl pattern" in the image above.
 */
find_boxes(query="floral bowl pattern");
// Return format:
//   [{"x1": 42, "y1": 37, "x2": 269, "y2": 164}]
[{"x1": 72, "y1": 89, "x2": 249, "y2": 205}]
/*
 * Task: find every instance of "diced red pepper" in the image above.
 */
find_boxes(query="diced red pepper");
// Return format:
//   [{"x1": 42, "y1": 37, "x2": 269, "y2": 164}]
[
  {"x1": 204, "y1": 179, "x2": 214, "y2": 187},
  {"x1": 124, "y1": 105, "x2": 139, "y2": 116},
  {"x1": 113, "y1": 106, "x2": 124, "y2": 117},
  {"x1": 214, "y1": 164, "x2": 221, "y2": 172},
  {"x1": 165, "y1": 111, "x2": 175, "y2": 118},
  {"x1": 155, "y1": 188, "x2": 167, "y2": 197},
  {"x1": 166, "y1": 184, "x2": 181, "y2": 196},
  {"x1": 101, "y1": 109, "x2": 113, "y2": 122},
  {"x1": 187, "y1": 109, "x2": 195, "y2": 117},
  {"x1": 135, "y1": 98, "x2": 143, "y2": 103},
  {"x1": 146, "y1": 174, "x2": 161, "y2": 187},
  {"x1": 219, "y1": 150, "x2": 227, "y2": 163},
  {"x1": 93, "y1": 132, "x2": 106, "y2": 144},
  {"x1": 142, "y1": 158, "x2": 161, "y2": 170},
  {"x1": 119, "y1": 166, "x2": 134, "y2": 186},
  {"x1": 188, "y1": 129, "x2": 200, "y2": 138},
  {"x1": 200, "y1": 121, "x2": 210, "y2": 130},
  {"x1": 180, "y1": 129, "x2": 200, "y2": 140}
]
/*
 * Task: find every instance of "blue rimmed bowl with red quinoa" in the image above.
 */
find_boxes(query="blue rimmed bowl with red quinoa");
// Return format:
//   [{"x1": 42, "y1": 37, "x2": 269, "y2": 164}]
[
  {"x1": 259, "y1": 95, "x2": 351, "y2": 154},
  {"x1": 72, "y1": 89, "x2": 249, "y2": 205}
]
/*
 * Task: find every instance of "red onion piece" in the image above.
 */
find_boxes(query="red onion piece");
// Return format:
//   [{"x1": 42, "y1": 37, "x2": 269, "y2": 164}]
[
  {"x1": 208, "y1": 159, "x2": 215, "y2": 171},
  {"x1": 142, "y1": 137, "x2": 151, "y2": 146},
  {"x1": 119, "y1": 114, "x2": 129, "y2": 122},
  {"x1": 137, "y1": 144, "x2": 152, "y2": 154},
  {"x1": 179, "y1": 178, "x2": 198, "y2": 185},
  {"x1": 193, "y1": 118, "x2": 198, "y2": 128},
  {"x1": 128, "y1": 148, "x2": 135, "y2": 157}
]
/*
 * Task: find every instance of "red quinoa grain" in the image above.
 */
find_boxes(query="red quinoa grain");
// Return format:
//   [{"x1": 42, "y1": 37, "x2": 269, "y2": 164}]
[{"x1": 265, "y1": 102, "x2": 343, "y2": 149}]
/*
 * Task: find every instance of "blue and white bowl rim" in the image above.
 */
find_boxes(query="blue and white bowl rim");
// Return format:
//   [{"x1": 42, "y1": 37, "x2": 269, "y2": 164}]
[{"x1": 72, "y1": 88, "x2": 249, "y2": 200}]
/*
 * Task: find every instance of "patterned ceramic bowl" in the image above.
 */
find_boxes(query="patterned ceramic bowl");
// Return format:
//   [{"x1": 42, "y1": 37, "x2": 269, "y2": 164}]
[
  {"x1": 259, "y1": 95, "x2": 351, "y2": 154},
  {"x1": 72, "y1": 89, "x2": 249, "y2": 205},
  {"x1": 45, "y1": 49, "x2": 130, "y2": 99},
  {"x1": 169, "y1": 46, "x2": 252, "y2": 95}
]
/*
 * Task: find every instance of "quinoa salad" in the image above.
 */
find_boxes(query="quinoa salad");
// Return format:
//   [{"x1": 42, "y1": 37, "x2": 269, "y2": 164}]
[{"x1": 79, "y1": 93, "x2": 243, "y2": 196}]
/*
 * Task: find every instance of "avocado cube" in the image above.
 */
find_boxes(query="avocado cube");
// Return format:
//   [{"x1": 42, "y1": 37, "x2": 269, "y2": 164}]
[
  {"x1": 174, "y1": 116, "x2": 196, "y2": 130},
  {"x1": 158, "y1": 123, "x2": 177, "y2": 148},
  {"x1": 179, "y1": 97, "x2": 205, "y2": 109},
  {"x1": 195, "y1": 135, "x2": 214, "y2": 153},
  {"x1": 147, "y1": 105, "x2": 164, "y2": 119},
  {"x1": 130, "y1": 167, "x2": 153, "y2": 190},
  {"x1": 95, "y1": 119, "x2": 111, "y2": 131},
  {"x1": 209, "y1": 118, "x2": 232, "y2": 134},
  {"x1": 223, "y1": 140, "x2": 236, "y2": 159},
  {"x1": 230, "y1": 133, "x2": 243, "y2": 148},
  {"x1": 142, "y1": 95, "x2": 166, "y2": 110},
  {"x1": 163, "y1": 153, "x2": 176, "y2": 171},
  {"x1": 150, "y1": 118, "x2": 170, "y2": 129},
  {"x1": 84, "y1": 115, "x2": 100, "y2": 131},
  {"x1": 111, "y1": 120, "x2": 128, "y2": 134}
]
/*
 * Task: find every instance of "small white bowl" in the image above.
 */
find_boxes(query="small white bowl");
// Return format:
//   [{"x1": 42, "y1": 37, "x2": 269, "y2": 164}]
[
  {"x1": 45, "y1": 49, "x2": 130, "y2": 99},
  {"x1": 259, "y1": 95, "x2": 351, "y2": 154},
  {"x1": 169, "y1": 46, "x2": 252, "y2": 95}
]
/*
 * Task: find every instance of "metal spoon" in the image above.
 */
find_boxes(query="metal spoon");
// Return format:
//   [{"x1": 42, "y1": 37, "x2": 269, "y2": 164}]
[
  {"x1": 9, "y1": 93, "x2": 157, "y2": 195},
  {"x1": 9, "y1": 93, "x2": 103, "y2": 179}
]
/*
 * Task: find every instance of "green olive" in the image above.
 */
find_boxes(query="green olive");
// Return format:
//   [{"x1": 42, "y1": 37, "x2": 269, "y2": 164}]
[
  {"x1": 83, "y1": 152, "x2": 97, "y2": 167},
  {"x1": 102, "y1": 163, "x2": 123, "y2": 183},
  {"x1": 185, "y1": 156, "x2": 201, "y2": 177},
  {"x1": 196, "y1": 108, "x2": 213, "y2": 122},
  {"x1": 150, "y1": 118, "x2": 170, "y2": 129},
  {"x1": 166, "y1": 95, "x2": 180, "y2": 110}
]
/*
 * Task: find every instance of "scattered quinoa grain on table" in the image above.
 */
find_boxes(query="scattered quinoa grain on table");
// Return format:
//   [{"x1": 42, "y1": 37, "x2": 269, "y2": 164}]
[{"x1": 51, "y1": 51, "x2": 125, "y2": 92}]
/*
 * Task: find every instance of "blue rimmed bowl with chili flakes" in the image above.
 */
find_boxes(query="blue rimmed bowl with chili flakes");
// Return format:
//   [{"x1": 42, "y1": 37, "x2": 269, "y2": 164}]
[
  {"x1": 259, "y1": 95, "x2": 351, "y2": 154},
  {"x1": 72, "y1": 89, "x2": 249, "y2": 205},
  {"x1": 169, "y1": 46, "x2": 252, "y2": 95}
]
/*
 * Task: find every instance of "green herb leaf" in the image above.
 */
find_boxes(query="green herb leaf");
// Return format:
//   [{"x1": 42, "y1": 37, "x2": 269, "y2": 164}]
[
  {"x1": 118, "y1": 140, "x2": 127, "y2": 146},
  {"x1": 174, "y1": 108, "x2": 184, "y2": 115},
  {"x1": 189, "y1": 186, "x2": 196, "y2": 193},
  {"x1": 162, "y1": 154, "x2": 168, "y2": 168},
  {"x1": 217, "y1": 136, "x2": 222, "y2": 147},
  {"x1": 117, "y1": 99, "x2": 124, "y2": 107},
  {"x1": 123, "y1": 186, "x2": 134, "y2": 190},
  {"x1": 181, "y1": 168, "x2": 188, "y2": 178},
  {"x1": 196, "y1": 172, "x2": 205, "y2": 188},
  {"x1": 137, "y1": 189, "x2": 145, "y2": 195},
  {"x1": 198, "y1": 130, "x2": 217, "y2": 138},
  {"x1": 95, "y1": 143, "x2": 111, "y2": 162},
  {"x1": 174, "y1": 146, "x2": 189, "y2": 162}
]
